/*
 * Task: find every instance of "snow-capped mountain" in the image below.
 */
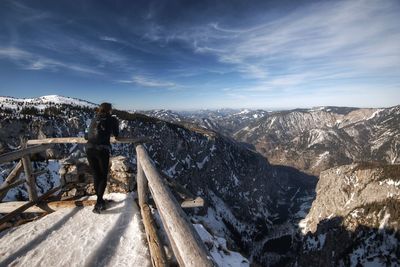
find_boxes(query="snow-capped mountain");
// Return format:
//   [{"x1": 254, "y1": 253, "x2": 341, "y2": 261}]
[{"x1": 0, "y1": 95, "x2": 97, "y2": 110}]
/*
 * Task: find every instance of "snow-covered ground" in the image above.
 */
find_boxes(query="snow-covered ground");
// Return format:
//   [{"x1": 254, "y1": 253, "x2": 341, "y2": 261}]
[{"x1": 0, "y1": 193, "x2": 151, "y2": 267}]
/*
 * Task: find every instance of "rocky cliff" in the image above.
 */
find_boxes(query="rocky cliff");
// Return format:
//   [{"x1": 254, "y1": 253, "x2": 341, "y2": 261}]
[{"x1": 296, "y1": 163, "x2": 400, "y2": 266}]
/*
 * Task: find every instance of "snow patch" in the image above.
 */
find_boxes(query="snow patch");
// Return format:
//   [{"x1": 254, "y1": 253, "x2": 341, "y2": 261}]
[
  {"x1": 367, "y1": 109, "x2": 384, "y2": 120},
  {"x1": 197, "y1": 156, "x2": 210, "y2": 169},
  {"x1": 304, "y1": 233, "x2": 326, "y2": 251},
  {"x1": 379, "y1": 212, "x2": 391, "y2": 230},
  {"x1": 313, "y1": 151, "x2": 330, "y2": 167},
  {"x1": 231, "y1": 173, "x2": 240, "y2": 186},
  {"x1": 166, "y1": 162, "x2": 179, "y2": 177},
  {"x1": 379, "y1": 179, "x2": 400, "y2": 187},
  {"x1": 194, "y1": 224, "x2": 249, "y2": 267},
  {"x1": 298, "y1": 218, "x2": 309, "y2": 235}
]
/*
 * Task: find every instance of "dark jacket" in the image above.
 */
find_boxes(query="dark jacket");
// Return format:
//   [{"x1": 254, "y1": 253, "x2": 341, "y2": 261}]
[{"x1": 87, "y1": 114, "x2": 119, "y2": 146}]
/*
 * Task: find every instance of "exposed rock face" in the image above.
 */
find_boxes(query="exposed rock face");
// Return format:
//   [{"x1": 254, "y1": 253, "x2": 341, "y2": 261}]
[
  {"x1": 235, "y1": 106, "x2": 400, "y2": 175},
  {"x1": 301, "y1": 163, "x2": 400, "y2": 233},
  {"x1": 296, "y1": 163, "x2": 400, "y2": 267},
  {"x1": 109, "y1": 155, "x2": 135, "y2": 192},
  {"x1": 59, "y1": 155, "x2": 134, "y2": 197}
]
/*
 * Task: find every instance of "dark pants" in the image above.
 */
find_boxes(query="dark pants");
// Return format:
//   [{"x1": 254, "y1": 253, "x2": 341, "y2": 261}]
[{"x1": 86, "y1": 147, "x2": 110, "y2": 203}]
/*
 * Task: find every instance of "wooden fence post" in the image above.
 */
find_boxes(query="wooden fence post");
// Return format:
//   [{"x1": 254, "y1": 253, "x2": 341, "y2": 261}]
[
  {"x1": 137, "y1": 153, "x2": 168, "y2": 267},
  {"x1": 0, "y1": 161, "x2": 24, "y2": 201},
  {"x1": 136, "y1": 144, "x2": 215, "y2": 267},
  {"x1": 137, "y1": 159, "x2": 148, "y2": 207},
  {"x1": 20, "y1": 138, "x2": 38, "y2": 202}
]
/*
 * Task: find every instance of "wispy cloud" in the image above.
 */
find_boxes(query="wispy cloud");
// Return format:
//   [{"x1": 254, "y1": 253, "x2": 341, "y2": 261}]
[
  {"x1": 0, "y1": 46, "x2": 103, "y2": 75},
  {"x1": 151, "y1": 0, "x2": 400, "y2": 84},
  {"x1": 117, "y1": 75, "x2": 177, "y2": 88},
  {"x1": 99, "y1": 36, "x2": 119, "y2": 42}
]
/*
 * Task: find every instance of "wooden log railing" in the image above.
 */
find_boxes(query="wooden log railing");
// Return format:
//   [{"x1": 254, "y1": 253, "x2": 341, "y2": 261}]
[
  {"x1": 0, "y1": 137, "x2": 146, "y2": 206},
  {"x1": 0, "y1": 144, "x2": 52, "y2": 202},
  {"x1": 20, "y1": 139, "x2": 38, "y2": 201},
  {"x1": 0, "y1": 144, "x2": 53, "y2": 164},
  {"x1": 0, "y1": 161, "x2": 24, "y2": 201},
  {"x1": 0, "y1": 137, "x2": 214, "y2": 266},
  {"x1": 0, "y1": 186, "x2": 62, "y2": 225},
  {"x1": 0, "y1": 141, "x2": 62, "y2": 224},
  {"x1": 0, "y1": 199, "x2": 97, "y2": 213},
  {"x1": 26, "y1": 136, "x2": 150, "y2": 145},
  {"x1": 0, "y1": 179, "x2": 25, "y2": 196},
  {"x1": 136, "y1": 144, "x2": 215, "y2": 267}
]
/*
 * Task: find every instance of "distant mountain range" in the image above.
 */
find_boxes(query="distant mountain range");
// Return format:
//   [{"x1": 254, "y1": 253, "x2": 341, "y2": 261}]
[{"x1": 144, "y1": 105, "x2": 400, "y2": 175}]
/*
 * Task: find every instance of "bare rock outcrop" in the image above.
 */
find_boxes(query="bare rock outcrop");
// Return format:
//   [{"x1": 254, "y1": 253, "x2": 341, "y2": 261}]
[
  {"x1": 296, "y1": 163, "x2": 400, "y2": 267},
  {"x1": 300, "y1": 163, "x2": 400, "y2": 234},
  {"x1": 59, "y1": 155, "x2": 134, "y2": 197}
]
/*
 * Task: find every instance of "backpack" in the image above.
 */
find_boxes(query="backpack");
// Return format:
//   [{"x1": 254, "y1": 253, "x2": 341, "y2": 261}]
[{"x1": 86, "y1": 115, "x2": 108, "y2": 143}]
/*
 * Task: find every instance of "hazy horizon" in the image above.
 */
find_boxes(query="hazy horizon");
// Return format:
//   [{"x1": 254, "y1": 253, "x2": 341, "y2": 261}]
[
  {"x1": 1, "y1": 93, "x2": 398, "y2": 113},
  {"x1": 0, "y1": 0, "x2": 399, "y2": 110}
]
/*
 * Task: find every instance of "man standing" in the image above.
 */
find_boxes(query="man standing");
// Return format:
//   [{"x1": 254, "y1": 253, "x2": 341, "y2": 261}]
[{"x1": 85, "y1": 102, "x2": 119, "y2": 213}]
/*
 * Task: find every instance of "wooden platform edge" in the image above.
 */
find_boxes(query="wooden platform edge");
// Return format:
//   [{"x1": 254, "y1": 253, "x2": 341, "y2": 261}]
[
  {"x1": 0, "y1": 199, "x2": 97, "y2": 214},
  {"x1": 0, "y1": 186, "x2": 61, "y2": 225}
]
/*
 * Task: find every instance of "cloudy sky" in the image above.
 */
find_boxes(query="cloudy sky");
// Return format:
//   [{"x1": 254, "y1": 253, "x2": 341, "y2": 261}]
[{"x1": 0, "y1": 0, "x2": 399, "y2": 110}]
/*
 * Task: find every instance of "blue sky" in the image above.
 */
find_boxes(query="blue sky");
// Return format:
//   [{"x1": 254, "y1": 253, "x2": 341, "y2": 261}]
[{"x1": 0, "y1": 0, "x2": 399, "y2": 110}]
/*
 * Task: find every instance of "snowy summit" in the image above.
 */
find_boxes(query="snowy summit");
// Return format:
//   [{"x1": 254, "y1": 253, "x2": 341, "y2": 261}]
[{"x1": 0, "y1": 95, "x2": 97, "y2": 110}]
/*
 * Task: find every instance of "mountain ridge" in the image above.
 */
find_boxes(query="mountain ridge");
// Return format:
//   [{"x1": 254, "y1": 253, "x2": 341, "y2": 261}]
[{"x1": 0, "y1": 95, "x2": 97, "y2": 110}]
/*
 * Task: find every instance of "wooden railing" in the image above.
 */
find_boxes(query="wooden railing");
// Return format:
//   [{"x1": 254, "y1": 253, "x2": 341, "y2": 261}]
[
  {"x1": 0, "y1": 141, "x2": 53, "y2": 202},
  {"x1": 0, "y1": 137, "x2": 143, "y2": 202},
  {"x1": 136, "y1": 144, "x2": 215, "y2": 267},
  {"x1": 0, "y1": 137, "x2": 215, "y2": 267},
  {"x1": 0, "y1": 138, "x2": 63, "y2": 225}
]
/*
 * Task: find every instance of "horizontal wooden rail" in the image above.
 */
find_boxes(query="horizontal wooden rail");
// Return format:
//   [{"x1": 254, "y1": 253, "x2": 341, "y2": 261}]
[
  {"x1": 0, "y1": 186, "x2": 61, "y2": 225},
  {"x1": 181, "y1": 197, "x2": 204, "y2": 209},
  {"x1": 0, "y1": 161, "x2": 24, "y2": 201},
  {"x1": 0, "y1": 144, "x2": 52, "y2": 164},
  {"x1": 27, "y1": 137, "x2": 151, "y2": 145},
  {"x1": 136, "y1": 144, "x2": 214, "y2": 267},
  {"x1": 0, "y1": 199, "x2": 97, "y2": 213}
]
